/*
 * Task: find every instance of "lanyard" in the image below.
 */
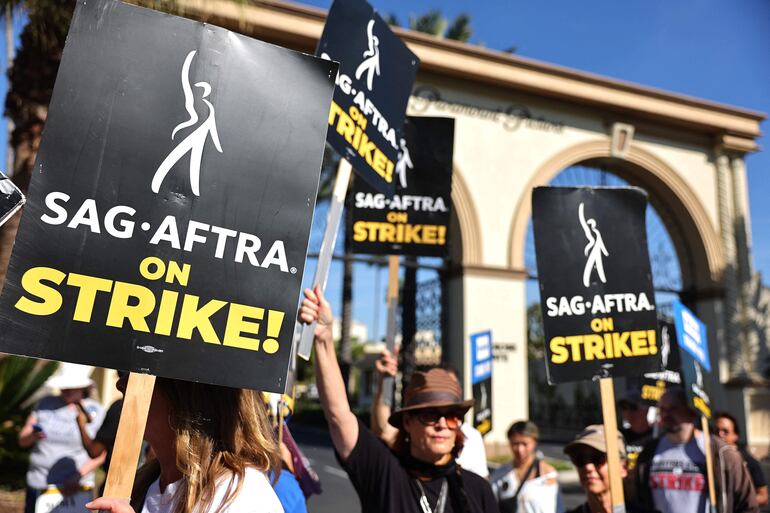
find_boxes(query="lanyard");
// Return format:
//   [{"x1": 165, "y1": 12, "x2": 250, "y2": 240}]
[{"x1": 415, "y1": 479, "x2": 448, "y2": 513}]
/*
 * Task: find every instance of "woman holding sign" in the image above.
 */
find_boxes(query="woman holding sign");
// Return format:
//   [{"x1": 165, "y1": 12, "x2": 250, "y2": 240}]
[
  {"x1": 86, "y1": 377, "x2": 283, "y2": 513},
  {"x1": 299, "y1": 285, "x2": 499, "y2": 513}
]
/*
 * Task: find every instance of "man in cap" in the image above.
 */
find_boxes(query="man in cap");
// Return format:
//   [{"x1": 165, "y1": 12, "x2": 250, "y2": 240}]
[
  {"x1": 633, "y1": 387, "x2": 758, "y2": 513},
  {"x1": 618, "y1": 390, "x2": 653, "y2": 471},
  {"x1": 563, "y1": 424, "x2": 635, "y2": 513}
]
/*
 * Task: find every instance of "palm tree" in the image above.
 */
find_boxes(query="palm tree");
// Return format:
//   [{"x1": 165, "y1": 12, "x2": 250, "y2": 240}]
[
  {"x1": 387, "y1": 10, "x2": 474, "y2": 43},
  {"x1": 0, "y1": 1, "x2": 75, "y2": 290}
]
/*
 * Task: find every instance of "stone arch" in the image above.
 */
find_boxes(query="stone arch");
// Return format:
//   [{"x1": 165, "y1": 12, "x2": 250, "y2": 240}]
[
  {"x1": 508, "y1": 139, "x2": 724, "y2": 293},
  {"x1": 450, "y1": 166, "x2": 483, "y2": 266}
]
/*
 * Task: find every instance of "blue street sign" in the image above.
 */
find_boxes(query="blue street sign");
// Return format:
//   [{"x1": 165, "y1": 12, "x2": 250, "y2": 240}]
[
  {"x1": 672, "y1": 300, "x2": 710, "y2": 372},
  {"x1": 470, "y1": 330, "x2": 493, "y2": 384}
]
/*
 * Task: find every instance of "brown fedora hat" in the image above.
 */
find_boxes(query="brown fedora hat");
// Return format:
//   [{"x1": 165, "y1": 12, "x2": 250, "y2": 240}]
[{"x1": 388, "y1": 368, "x2": 474, "y2": 427}]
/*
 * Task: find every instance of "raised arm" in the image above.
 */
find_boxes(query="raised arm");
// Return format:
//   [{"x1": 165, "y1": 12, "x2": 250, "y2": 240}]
[
  {"x1": 298, "y1": 286, "x2": 359, "y2": 461},
  {"x1": 18, "y1": 413, "x2": 45, "y2": 448},
  {"x1": 370, "y1": 349, "x2": 399, "y2": 446}
]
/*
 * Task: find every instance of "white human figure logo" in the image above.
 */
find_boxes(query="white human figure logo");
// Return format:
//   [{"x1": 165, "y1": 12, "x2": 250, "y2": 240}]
[
  {"x1": 354, "y1": 19, "x2": 380, "y2": 91},
  {"x1": 151, "y1": 50, "x2": 223, "y2": 197},
  {"x1": 578, "y1": 202, "x2": 609, "y2": 288},
  {"x1": 660, "y1": 325, "x2": 671, "y2": 368},
  {"x1": 694, "y1": 361, "x2": 703, "y2": 388},
  {"x1": 395, "y1": 138, "x2": 413, "y2": 189},
  {"x1": 480, "y1": 382, "x2": 488, "y2": 410}
]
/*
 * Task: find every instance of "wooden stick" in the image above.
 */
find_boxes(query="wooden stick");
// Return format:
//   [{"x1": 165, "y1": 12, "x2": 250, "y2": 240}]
[
  {"x1": 701, "y1": 416, "x2": 718, "y2": 510},
  {"x1": 599, "y1": 377, "x2": 626, "y2": 513},
  {"x1": 101, "y1": 373, "x2": 156, "y2": 500},
  {"x1": 297, "y1": 158, "x2": 354, "y2": 360},
  {"x1": 382, "y1": 255, "x2": 400, "y2": 406}
]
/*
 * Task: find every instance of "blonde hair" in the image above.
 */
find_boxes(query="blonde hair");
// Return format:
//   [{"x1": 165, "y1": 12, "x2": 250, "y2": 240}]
[{"x1": 131, "y1": 378, "x2": 280, "y2": 513}]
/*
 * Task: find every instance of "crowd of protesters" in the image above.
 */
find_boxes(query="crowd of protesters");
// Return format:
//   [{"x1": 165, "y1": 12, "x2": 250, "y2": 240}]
[{"x1": 10, "y1": 286, "x2": 768, "y2": 513}]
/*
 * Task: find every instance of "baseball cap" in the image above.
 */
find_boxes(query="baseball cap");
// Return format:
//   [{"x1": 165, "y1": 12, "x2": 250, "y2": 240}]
[{"x1": 564, "y1": 424, "x2": 627, "y2": 460}]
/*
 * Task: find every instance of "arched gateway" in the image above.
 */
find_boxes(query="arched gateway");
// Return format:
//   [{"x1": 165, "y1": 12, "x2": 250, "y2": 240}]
[{"x1": 184, "y1": 0, "x2": 768, "y2": 453}]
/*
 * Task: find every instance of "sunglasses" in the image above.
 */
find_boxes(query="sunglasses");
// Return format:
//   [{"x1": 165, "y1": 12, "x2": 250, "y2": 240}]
[
  {"x1": 412, "y1": 408, "x2": 464, "y2": 429},
  {"x1": 569, "y1": 450, "x2": 607, "y2": 467}
]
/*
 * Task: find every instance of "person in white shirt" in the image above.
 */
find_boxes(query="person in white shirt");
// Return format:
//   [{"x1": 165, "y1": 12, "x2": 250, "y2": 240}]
[
  {"x1": 370, "y1": 348, "x2": 490, "y2": 478},
  {"x1": 86, "y1": 376, "x2": 283, "y2": 513},
  {"x1": 491, "y1": 421, "x2": 563, "y2": 513}
]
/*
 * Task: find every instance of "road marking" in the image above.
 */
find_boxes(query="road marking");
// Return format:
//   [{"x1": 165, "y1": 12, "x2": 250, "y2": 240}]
[{"x1": 323, "y1": 465, "x2": 349, "y2": 479}]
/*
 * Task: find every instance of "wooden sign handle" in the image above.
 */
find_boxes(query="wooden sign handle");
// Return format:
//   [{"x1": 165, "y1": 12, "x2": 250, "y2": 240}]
[
  {"x1": 599, "y1": 378, "x2": 626, "y2": 513},
  {"x1": 701, "y1": 416, "x2": 718, "y2": 511},
  {"x1": 382, "y1": 255, "x2": 400, "y2": 407},
  {"x1": 101, "y1": 373, "x2": 156, "y2": 500}
]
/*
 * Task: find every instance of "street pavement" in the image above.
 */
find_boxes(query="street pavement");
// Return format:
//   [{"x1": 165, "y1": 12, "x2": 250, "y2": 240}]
[{"x1": 291, "y1": 425, "x2": 585, "y2": 512}]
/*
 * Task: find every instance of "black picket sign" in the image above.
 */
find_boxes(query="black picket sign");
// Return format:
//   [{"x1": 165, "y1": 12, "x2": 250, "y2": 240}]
[
  {"x1": 532, "y1": 187, "x2": 661, "y2": 383},
  {"x1": 634, "y1": 319, "x2": 684, "y2": 406},
  {"x1": 350, "y1": 116, "x2": 453, "y2": 257},
  {"x1": 318, "y1": 0, "x2": 419, "y2": 196},
  {"x1": 0, "y1": 1, "x2": 337, "y2": 392}
]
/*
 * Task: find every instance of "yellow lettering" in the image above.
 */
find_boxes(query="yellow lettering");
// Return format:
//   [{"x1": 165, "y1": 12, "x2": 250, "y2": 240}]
[
  {"x1": 105, "y1": 281, "x2": 156, "y2": 332},
  {"x1": 584, "y1": 334, "x2": 605, "y2": 360},
  {"x1": 165, "y1": 261, "x2": 190, "y2": 286},
  {"x1": 549, "y1": 337, "x2": 568, "y2": 364},
  {"x1": 176, "y1": 294, "x2": 227, "y2": 344},
  {"x1": 223, "y1": 303, "x2": 264, "y2": 351},
  {"x1": 612, "y1": 331, "x2": 633, "y2": 357},
  {"x1": 630, "y1": 330, "x2": 649, "y2": 356},
  {"x1": 15, "y1": 267, "x2": 66, "y2": 316},
  {"x1": 565, "y1": 336, "x2": 583, "y2": 362},
  {"x1": 67, "y1": 273, "x2": 113, "y2": 322},
  {"x1": 154, "y1": 290, "x2": 179, "y2": 336}
]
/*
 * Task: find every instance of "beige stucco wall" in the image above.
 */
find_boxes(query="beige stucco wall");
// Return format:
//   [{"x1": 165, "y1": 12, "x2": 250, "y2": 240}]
[{"x1": 407, "y1": 78, "x2": 738, "y2": 444}]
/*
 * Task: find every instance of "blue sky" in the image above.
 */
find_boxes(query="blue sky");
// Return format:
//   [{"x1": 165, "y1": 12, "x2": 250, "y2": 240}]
[
  {"x1": 300, "y1": 0, "x2": 770, "y2": 340},
  {"x1": 1, "y1": 1, "x2": 768, "y2": 342}
]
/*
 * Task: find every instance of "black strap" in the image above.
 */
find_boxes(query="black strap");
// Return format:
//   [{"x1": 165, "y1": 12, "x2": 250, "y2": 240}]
[{"x1": 512, "y1": 458, "x2": 539, "y2": 506}]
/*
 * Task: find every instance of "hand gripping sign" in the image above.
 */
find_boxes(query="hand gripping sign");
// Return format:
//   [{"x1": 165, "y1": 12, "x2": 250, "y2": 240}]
[
  {"x1": 531, "y1": 187, "x2": 662, "y2": 383},
  {"x1": 317, "y1": 0, "x2": 419, "y2": 196},
  {"x1": 0, "y1": 0, "x2": 337, "y2": 393},
  {"x1": 298, "y1": 0, "x2": 420, "y2": 359}
]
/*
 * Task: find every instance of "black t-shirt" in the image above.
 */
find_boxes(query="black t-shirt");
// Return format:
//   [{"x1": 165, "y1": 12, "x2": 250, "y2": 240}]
[
  {"x1": 338, "y1": 420, "x2": 499, "y2": 513},
  {"x1": 620, "y1": 426, "x2": 653, "y2": 471},
  {"x1": 739, "y1": 447, "x2": 767, "y2": 489},
  {"x1": 96, "y1": 399, "x2": 123, "y2": 471}
]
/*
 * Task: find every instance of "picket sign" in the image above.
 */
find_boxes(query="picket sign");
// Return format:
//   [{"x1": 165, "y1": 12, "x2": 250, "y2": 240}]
[
  {"x1": 101, "y1": 373, "x2": 156, "y2": 502},
  {"x1": 297, "y1": 158, "x2": 354, "y2": 360},
  {"x1": 381, "y1": 255, "x2": 400, "y2": 406},
  {"x1": 598, "y1": 378, "x2": 626, "y2": 513}
]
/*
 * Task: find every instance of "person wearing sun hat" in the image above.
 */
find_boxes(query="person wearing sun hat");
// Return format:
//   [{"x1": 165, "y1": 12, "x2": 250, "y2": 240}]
[
  {"x1": 18, "y1": 362, "x2": 106, "y2": 513},
  {"x1": 299, "y1": 285, "x2": 499, "y2": 513}
]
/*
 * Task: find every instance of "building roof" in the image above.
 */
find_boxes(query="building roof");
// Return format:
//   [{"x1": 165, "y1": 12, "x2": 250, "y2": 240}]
[{"x1": 172, "y1": 0, "x2": 765, "y2": 152}]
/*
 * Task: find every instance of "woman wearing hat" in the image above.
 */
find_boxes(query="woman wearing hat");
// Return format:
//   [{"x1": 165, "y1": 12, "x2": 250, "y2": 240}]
[
  {"x1": 299, "y1": 286, "x2": 499, "y2": 513},
  {"x1": 18, "y1": 363, "x2": 105, "y2": 513},
  {"x1": 562, "y1": 425, "x2": 654, "y2": 513}
]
